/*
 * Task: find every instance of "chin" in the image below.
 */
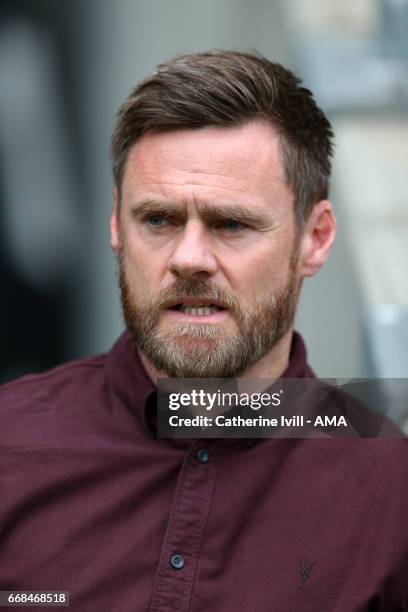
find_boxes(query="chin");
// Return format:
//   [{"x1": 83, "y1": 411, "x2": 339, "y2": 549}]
[{"x1": 161, "y1": 320, "x2": 232, "y2": 338}]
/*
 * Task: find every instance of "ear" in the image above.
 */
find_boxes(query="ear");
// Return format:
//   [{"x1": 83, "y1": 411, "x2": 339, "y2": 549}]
[
  {"x1": 297, "y1": 200, "x2": 336, "y2": 278},
  {"x1": 110, "y1": 187, "x2": 122, "y2": 253}
]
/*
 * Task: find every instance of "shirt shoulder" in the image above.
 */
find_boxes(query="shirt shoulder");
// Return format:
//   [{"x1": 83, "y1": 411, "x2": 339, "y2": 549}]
[
  {"x1": 1, "y1": 352, "x2": 106, "y2": 399},
  {"x1": 0, "y1": 353, "x2": 108, "y2": 447}
]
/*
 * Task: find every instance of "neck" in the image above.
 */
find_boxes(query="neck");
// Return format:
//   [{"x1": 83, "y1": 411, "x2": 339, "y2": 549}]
[{"x1": 138, "y1": 328, "x2": 293, "y2": 385}]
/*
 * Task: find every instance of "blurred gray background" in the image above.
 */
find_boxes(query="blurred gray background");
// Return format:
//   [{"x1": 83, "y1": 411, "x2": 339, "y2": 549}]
[{"x1": 1, "y1": 0, "x2": 407, "y2": 385}]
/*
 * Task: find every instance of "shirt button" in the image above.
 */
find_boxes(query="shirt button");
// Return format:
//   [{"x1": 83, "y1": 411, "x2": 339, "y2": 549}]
[
  {"x1": 170, "y1": 554, "x2": 185, "y2": 570},
  {"x1": 196, "y1": 448, "x2": 209, "y2": 463}
]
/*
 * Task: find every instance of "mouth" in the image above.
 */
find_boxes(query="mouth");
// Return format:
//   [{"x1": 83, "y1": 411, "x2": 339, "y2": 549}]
[
  {"x1": 172, "y1": 304, "x2": 224, "y2": 316},
  {"x1": 164, "y1": 300, "x2": 229, "y2": 321}
]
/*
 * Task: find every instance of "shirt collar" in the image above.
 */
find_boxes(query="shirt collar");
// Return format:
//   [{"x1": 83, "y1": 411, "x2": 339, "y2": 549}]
[
  {"x1": 106, "y1": 329, "x2": 315, "y2": 436},
  {"x1": 282, "y1": 331, "x2": 316, "y2": 379},
  {"x1": 106, "y1": 331, "x2": 155, "y2": 418}
]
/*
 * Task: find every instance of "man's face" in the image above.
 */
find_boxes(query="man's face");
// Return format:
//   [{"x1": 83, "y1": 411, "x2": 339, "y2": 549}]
[{"x1": 111, "y1": 121, "x2": 302, "y2": 378}]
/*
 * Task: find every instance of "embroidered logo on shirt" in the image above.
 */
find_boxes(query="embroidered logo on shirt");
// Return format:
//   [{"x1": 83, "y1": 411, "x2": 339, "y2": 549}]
[{"x1": 299, "y1": 559, "x2": 316, "y2": 585}]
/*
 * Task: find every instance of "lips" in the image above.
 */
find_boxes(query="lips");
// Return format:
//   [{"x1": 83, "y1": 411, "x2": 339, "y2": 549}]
[
  {"x1": 166, "y1": 298, "x2": 226, "y2": 309},
  {"x1": 176, "y1": 305, "x2": 221, "y2": 316},
  {"x1": 165, "y1": 299, "x2": 227, "y2": 318}
]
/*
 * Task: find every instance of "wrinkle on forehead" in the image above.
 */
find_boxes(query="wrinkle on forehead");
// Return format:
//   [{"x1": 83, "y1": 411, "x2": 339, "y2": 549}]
[
  {"x1": 125, "y1": 121, "x2": 285, "y2": 176},
  {"x1": 120, "y1": 121, "x2": 293, "y2": 212}
]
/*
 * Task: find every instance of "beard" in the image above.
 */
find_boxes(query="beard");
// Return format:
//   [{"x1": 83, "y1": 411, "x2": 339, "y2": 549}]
[{"x1": 117, "y1": 251, "x2": 299, "y2": 378}]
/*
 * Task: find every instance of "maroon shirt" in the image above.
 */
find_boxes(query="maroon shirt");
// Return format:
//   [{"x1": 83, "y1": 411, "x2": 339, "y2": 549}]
[{"x1": 1, "y1": 331, "x2": 407, "y2": 611}]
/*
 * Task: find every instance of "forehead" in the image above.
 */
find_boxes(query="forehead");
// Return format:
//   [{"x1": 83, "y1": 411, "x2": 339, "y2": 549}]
[{"x1": 121, "y1": 121, "x2": 291, "y2": 208}]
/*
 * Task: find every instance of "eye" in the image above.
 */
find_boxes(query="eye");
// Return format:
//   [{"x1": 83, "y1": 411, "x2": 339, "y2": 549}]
[
  {"x1": 218, "y1": 219, "x2": 247, "y2": 232},
  {"x1": 146, "y1": 214, "x2": 169, "y2": 229}
]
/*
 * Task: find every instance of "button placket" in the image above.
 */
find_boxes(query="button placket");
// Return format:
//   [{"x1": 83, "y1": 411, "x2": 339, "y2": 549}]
[{"x1": 149, "y1": 441, "x2": 217, "y2": 612}]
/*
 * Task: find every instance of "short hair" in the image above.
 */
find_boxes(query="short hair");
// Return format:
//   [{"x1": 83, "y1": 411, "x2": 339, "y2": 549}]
[{"x1": 111, "y1": 50, "x2": 334, "y2": 227}]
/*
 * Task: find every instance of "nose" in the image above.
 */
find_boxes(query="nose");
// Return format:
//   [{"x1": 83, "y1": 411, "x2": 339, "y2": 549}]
[{"x1": 168, "y1": 221, "x2": 218, "y2": 279}]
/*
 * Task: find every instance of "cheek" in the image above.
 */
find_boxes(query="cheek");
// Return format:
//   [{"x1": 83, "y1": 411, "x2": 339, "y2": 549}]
[
  {"x1": 121, "y1": 244, "x2": 149, "y2": 288},
  {"x1": 229, "y1": 246, "x2": 293, "y2": 302},
  {"x1": 122, "y1": 241, "x2": 168, "y2": 298}
]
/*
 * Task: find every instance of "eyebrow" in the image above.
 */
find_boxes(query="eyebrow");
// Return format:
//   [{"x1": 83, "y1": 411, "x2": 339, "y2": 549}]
[
  {"x1": 130, "y1": 199, "x2": 180, "y2": 218},
  {"x1": 129, "y1": 198, "x2": 270, "y2": 226}
]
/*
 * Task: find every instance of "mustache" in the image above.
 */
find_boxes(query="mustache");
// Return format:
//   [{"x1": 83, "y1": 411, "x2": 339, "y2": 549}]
[{"x1": 155, "y1": 279, "x2": 238, "y2": 310}]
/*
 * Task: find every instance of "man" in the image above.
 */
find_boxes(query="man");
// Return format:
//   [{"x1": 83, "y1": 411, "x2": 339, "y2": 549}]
[{"x1": 1, "y1": 51, "x2": 407, "y2": 611}]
